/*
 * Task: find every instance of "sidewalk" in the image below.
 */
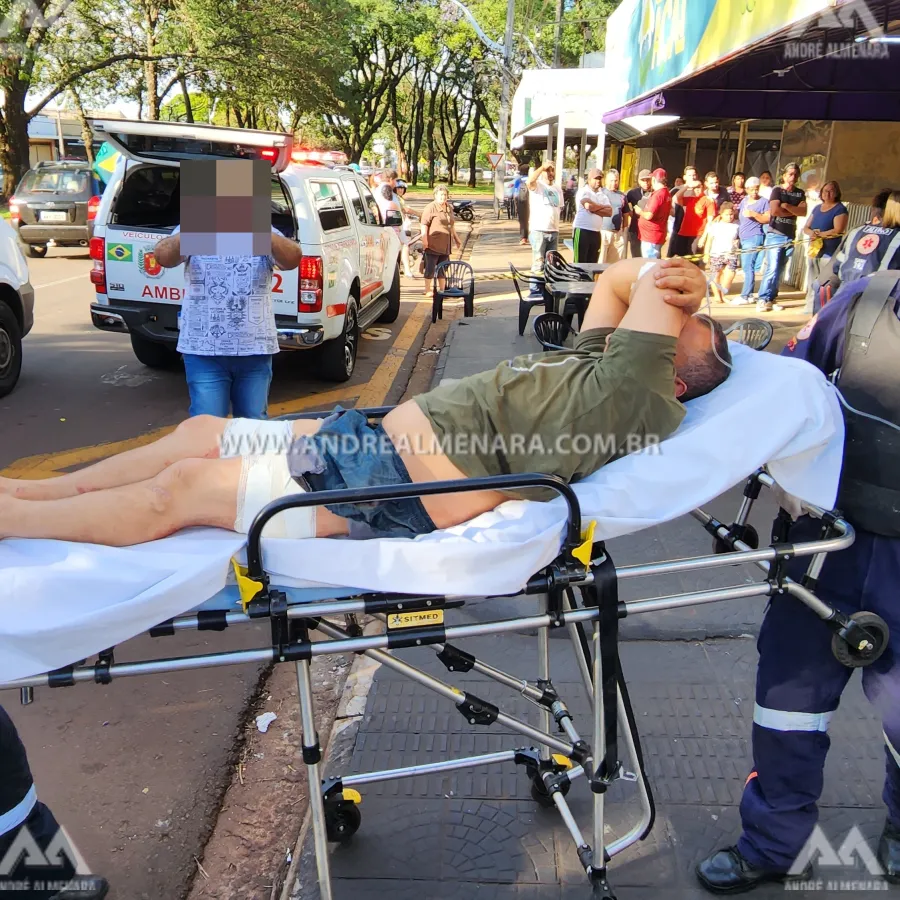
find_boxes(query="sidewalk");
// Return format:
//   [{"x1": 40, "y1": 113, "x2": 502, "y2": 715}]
[{"x1": 292, "y1": 219, "x2": 886, "y2": 900}]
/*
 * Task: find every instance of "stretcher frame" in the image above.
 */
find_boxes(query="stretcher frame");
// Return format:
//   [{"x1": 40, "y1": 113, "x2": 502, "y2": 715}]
[{"x1": 4, "y1": 406, "x2": 888, "y2": 900}]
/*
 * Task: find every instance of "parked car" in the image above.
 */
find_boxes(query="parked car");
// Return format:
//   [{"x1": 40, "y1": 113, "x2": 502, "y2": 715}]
[
  {"x1": 0, "y1": 216, "x2": 35, "y2": 396},
  {"x1": 9, "y1": 160, "x2": 103, "y2": 258},
  {"x1": 87, "y1": 119, "x2": 402, "y2": 382}
]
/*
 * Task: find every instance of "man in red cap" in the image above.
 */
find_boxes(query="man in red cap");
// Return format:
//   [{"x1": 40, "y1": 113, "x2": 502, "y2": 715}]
[{"x1": 636, "y1": 168, "x2": 672, "y2": 258}]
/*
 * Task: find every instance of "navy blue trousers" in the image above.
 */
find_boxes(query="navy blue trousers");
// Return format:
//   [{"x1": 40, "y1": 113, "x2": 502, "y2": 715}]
[
  {"x1": 737, "y1": 516, "x2": 900, "y2": 870},
  {"x1": 0, "y1": 705, "x2": 76, "y2": 898}
]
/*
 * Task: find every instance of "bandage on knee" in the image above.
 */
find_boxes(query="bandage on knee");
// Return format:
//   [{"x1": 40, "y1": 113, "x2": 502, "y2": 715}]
[
  {"x1": 235, "y1": 455, "x2": 316, "y2": 539},
  {"x1": 220, "y1": 419, "x2": 294, "y2": 460}
]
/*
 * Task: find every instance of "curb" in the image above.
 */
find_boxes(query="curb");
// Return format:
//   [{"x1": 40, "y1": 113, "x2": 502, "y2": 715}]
[{"x1": 432, "y1": 319, "x2": 460, "y2": 387}]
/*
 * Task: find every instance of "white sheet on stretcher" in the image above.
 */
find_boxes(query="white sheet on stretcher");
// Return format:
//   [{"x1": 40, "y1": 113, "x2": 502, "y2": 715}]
[{"x1": 0, "y1": 344, "x2": 844, "y2": 682}]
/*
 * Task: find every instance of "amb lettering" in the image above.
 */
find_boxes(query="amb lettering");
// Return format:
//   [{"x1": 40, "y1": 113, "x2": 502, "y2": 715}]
[{"x1": 141, "y1": 285, "x2": 184, "y2": 300}]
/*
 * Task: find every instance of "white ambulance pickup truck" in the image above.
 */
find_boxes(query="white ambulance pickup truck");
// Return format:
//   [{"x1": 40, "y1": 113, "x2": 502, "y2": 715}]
[{"x1": 88, "y1": 120, "x2": 402, "y2": 382}]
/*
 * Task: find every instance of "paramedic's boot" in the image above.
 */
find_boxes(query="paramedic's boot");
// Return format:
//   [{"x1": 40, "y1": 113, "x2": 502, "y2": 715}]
[
  {"x1": 695, "y1": 846, "x2": 813, "y2": 894},
  {"x1": 878, "y1": 820, "x2": 900, "y2": 883},
  {"x1": 51, "y1": 875, "x2": 109, "y2": 899}
]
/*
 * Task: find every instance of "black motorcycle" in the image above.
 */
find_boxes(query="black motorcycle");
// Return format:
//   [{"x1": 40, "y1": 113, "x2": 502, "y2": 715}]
[{"x1": 452, "y1": 199, "x2": 475, "y2": 222}]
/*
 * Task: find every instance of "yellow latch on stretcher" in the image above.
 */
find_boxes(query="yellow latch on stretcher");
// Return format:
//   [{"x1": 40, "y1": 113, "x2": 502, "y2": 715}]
[
  {"x1": 231, "y1": 558, "x2": 264, "y2": 610},
  {"x1": 342, "y1": 789, "x2": 362, "y2": 804},
  {"x1": 571, "y1": 520, "x2": 597, "y2": 567}
]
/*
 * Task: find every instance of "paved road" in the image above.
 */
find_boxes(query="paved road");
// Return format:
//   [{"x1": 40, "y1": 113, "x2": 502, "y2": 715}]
[{"x1": 0, "y1": 246, "x2": 435, "y2": 899}]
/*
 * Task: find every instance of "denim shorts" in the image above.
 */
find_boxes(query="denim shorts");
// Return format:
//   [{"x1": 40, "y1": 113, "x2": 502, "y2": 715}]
[{"x1": 287, "y1": 407, "x2": 437, "y2": 539}]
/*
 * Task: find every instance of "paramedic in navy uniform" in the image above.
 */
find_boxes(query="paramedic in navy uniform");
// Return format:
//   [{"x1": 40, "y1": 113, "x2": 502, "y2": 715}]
[
  {"x1": 697, "y1": 271, "x2": 900, "y2": 893},
  {"x1": 0, "y1": 705, "x2": 108, "y2": 898}
]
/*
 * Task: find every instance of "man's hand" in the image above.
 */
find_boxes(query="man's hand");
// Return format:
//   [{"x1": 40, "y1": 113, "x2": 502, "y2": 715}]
[
  {"x1": 272, "y1": 233, "x2": 302, "y2": 270},
  {"x1": 154, "y1": 234, "x2": 182, "y2": 268},
  {"x1": 652, "y1": 257, "x2": 708, "y2": 313}
]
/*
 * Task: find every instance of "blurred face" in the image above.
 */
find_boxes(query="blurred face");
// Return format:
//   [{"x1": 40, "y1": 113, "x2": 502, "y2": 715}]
[
  {"x1": 821, "y1": 183, "x2": 837, "y2": 202},
  {"x1": 684, "y1": 167, "x2": 698, "y2": 185},
  {"x1": 605, "y1": 172, "x2": 619, "y2": 191},
  {"x1": 545, "y1": 166, "x2": 556, "y2": 183},
  {"x1": 652, "y1": 176, "x2": 666, "y2": 191},
  {"x1": 721, "y1": 207, "x2": 735, "y2": 223},
  {"x1": 706, "y1": 174, "x2": 719, "y2": 191},
  {"x1": 747, "y1": 183, "x2": 760, "y2": 199},
  {"x1": 733, "y1": 174, "x2": 745, "y2": 190},
  {"x1": 639, "y1": 176, "x2": 652, "y2": 191},
  {"x1": 435, "y1": 188, "x2": 448, "y2": 203},
  {"x1": 784, "y1": 168, "x2": 799, "y2": 188},
  {"x1": 760, "y1": 172, "x2": 773, "y2": 186}
]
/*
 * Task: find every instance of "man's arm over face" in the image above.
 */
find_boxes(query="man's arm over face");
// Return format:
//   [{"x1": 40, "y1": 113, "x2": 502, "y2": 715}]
[{"x1": 581, "y1": 257, "x2": 706, "y2": 338}]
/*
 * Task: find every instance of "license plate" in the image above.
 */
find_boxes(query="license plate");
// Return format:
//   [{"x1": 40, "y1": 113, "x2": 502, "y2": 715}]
[{"x1": 39, "y1": 211, "x2": 67, "y2": 222}]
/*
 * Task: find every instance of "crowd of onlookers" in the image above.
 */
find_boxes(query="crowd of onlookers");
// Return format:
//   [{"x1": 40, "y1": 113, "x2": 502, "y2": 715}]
[{"x1": 512, "y1": 159, "x2": 900, "y2": 316}]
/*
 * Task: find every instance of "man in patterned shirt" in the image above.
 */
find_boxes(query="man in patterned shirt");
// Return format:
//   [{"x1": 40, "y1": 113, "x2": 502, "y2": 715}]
[{"x1": 155, "y1": 226, "x2": 301, "y2": 419}]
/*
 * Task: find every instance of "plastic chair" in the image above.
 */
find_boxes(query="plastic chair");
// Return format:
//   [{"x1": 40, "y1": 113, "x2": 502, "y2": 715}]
[
  {"x1": 723, "y1": 318, "x2": 774, "y2": 351},
  {"x1": 432, "y1": 260, "x2": 475, "y2": 323},
  {"x1": 545, "y1": 250, "x2": 592, "y2": 281},
  {"x1": 510, "y1": 263, "x2": 553, "y2": 336},
  {"x1": 533, "y1": 312, "x2": 578, "y2": 351}
]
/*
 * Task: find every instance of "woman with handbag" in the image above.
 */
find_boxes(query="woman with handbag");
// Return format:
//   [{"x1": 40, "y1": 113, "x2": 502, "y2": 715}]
[{"x1": 803, "y1": 181, "x2": 848, "y2": 315}]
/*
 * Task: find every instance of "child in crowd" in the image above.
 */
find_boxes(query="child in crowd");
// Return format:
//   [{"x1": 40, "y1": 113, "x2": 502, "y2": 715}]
[{"x1": 701, "y1": 202, "x2": 741, "y2": 302}]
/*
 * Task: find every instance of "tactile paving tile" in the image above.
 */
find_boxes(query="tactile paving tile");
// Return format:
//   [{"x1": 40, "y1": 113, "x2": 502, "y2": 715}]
[
  {"x1": 326, "y1": 797, "x2": 558, "y2": 884},
  {"x1": 360, "y1": 678, "x2": 592, "y2": 736}
]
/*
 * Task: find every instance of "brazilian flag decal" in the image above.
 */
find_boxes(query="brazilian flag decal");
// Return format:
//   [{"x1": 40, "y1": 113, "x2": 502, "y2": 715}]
[{"x1": 106, "y1": 243, "x2": 133, "y2": 262}]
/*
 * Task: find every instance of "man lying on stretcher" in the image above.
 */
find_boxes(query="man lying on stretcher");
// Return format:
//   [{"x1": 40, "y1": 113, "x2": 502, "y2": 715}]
[{"x1": 0, "y1": 257, "x2": 730, "y2": 545}]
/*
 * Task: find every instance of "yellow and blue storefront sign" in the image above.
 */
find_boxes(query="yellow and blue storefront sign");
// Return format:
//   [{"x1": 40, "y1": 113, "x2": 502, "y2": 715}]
[{"x1": 612, "y1": 0, "x2": 834, "y2": 104}]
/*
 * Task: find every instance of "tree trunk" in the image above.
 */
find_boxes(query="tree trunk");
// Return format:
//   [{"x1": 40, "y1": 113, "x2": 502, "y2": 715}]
[
  {"x1": 179, "y1": 75, "x2": 194, "y2": 123},
  {"x1": 426, "y1": 87, "x2": 437, "y2": 188},
  {"x1": 144, "y1": 11, "x2": 159, "y2": 120},
  {"x1": 468, "y1": 106, "x2": 480, "y2": 188},
  {"x1": 411, "y1": 85, "x2": 425, "y2": 185},
  {"x1": 0, "y1": 80, "x2": 32, "y2": 197},
  {"x1": 70, "y1": 89, "x2": 95, "y2": 164}
]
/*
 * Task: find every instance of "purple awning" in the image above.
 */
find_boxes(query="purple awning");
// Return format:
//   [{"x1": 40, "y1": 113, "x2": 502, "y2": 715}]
[
  {"x1": 602, "y1": 92, "x2": 667, "y2": 125},
  {"x1": 602, "y1": 0, "x2": 900, "y2": 127}
]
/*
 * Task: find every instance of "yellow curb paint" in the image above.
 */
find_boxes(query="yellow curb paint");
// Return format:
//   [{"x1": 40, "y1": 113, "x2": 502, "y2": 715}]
[
  {"x1": 1, "y1": 385, "x2": 358, "y2": 480},
  {"x1": 0, "y1": 302, "x2": 429, "y2": 480},
  {"x1": 355, "y1": 301, "x2": 430, "y2": 409}
]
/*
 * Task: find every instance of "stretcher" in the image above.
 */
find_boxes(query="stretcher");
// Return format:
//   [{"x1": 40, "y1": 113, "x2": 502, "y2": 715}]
[{"x1": 0, "y1": 344, "x2": 892, "y2": 899}]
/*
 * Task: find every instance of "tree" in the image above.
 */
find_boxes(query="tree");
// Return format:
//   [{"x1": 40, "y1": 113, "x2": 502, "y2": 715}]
[
  {"x1": 317, "y1": 0, "x2": 426, "y2": 163},
  {"x1": 0, "y1": 0, "x2": 186, "y2": 194}
]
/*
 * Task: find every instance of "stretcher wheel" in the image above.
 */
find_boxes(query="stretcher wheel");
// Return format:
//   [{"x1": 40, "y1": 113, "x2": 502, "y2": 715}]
[
  {"x1": 831, "y1": 611, "x2": 890, "y2": 668},
  {"x1": 325, "y1": 802, "x2": 361, "y2": 842},
  {"x1": 530, "y1": 774, "x2": 570, "y2": 808},
  {"x1": 712, "y1": 524, "x2": 759, "y2": 554}
]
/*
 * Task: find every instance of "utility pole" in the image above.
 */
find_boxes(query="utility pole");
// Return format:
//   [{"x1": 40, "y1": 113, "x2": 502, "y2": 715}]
[
  {"x1": 552, "y1": 0, "x2": 564, "y2": 67},
  {"x1": 445, "y1": 0, "x2": 516, "y2": 220},
  {"x1": 493, "y1": 0, "x2": 515, "y2": 219}
]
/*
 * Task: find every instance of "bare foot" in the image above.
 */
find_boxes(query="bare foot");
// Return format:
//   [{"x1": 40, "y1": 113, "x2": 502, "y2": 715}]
[{"x1": 0, "y1": 475, "x2": 71, "y2": 501}]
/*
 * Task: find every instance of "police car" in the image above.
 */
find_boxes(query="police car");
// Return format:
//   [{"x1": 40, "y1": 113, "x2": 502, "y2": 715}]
[{"x1": 87, "y1": 120, "x2": 402, "y2": 382}]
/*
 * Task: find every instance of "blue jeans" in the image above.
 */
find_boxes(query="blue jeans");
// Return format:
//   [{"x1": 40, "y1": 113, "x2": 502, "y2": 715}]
[
  {"x1": 288, "y1": 407, "x2": 438, "y2": 539},
  {"x1": 757, "y1": 231, "x2": 792, "y2": 302},
  {"x1": 740, "y1": 235, "x2": 765, "y2": 297},
  {"x1": 529, "y1": 230, "x2": 559, "y2": 293},
  {"x1": 641, "y1": 241, "x2": 663, "y2": 259},
  {"x1": 183, "y1": 353, "x2": 273, "y2": 419}
]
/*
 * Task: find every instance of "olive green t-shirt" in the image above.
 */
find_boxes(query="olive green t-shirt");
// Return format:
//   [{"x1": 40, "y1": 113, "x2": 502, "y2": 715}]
[{"x1": 414, "y1": 327, "x2": 686, "y2": 501}]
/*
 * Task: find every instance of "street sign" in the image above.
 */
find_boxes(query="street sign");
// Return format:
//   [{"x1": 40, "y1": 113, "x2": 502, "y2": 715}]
[{"x1": 487, "y1": 153, "x2": 504, "y2": 170}]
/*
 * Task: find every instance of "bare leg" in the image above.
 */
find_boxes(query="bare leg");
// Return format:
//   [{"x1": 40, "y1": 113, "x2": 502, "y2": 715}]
[
  {"x1": 0, "y1": 415, "x2": 228, "y2": 501},
  {"x1": 0, "y1": 453, "x2": 351, "y2": 545},
  {"x1": 0, "y1": 458, "x2": 242, "y2": 545},
  {"x1": 720, "y1": 267, "x2": 736, "y2": 294},
  {"x1": 0, "y1": 416, "x2": 329, "y2": 502}
]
